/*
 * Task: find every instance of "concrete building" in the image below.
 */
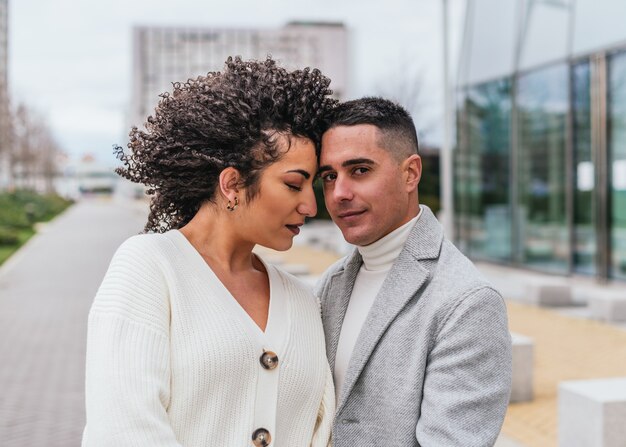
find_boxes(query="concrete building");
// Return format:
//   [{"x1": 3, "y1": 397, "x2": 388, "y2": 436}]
[
  {"x1": 454, "y1": 0, "x2": 626, "y2": 282},
  {"x1": 130, "y1": 22, "x2": 347, "y2": 129},
  {"x1": 0, "y1": 0, "x2": 9, "y2": 188}
]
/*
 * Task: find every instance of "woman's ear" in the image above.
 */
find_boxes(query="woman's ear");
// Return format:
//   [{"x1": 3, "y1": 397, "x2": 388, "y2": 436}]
[
  {"x1": 218, "y1": 167, "x2": 241, "y2": 202},
  {"x1": 403, "y1": 154, "x2": 422, "y2": 192}
]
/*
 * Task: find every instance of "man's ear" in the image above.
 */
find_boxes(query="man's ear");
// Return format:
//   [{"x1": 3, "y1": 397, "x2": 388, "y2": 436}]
[
  {"x1": 218, "y1": 167, "x2": 241, "y2": 202},
  {"x1": 403, "y1": 154, "x2": 422, "y2": 192}
]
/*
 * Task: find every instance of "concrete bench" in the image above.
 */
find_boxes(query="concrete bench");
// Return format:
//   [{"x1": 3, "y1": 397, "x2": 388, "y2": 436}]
[
  {"x1": 559, "y1": 377, "x2": 626, "y2": 447},
  {"x1": 524, "y1": 277, "x2": 573, "y2": 307},
  {"x1": 588, "y1": 290, "x2": 626, "y2": 322},
  {"x1": 510, "y1": 333, "x2": 533, "y2": 403}
]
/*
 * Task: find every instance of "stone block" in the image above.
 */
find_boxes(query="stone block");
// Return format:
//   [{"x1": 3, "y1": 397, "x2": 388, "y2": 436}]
[
  {"x1": 559, "y1": 377, "x2": 626, "y2": 447},
  {"x1": 525, "y1": 278, "x2": 572, "y2": 306},
  {"x1": 510, "y1": 333, "x2": 533, "y2": 403},
  {"x1": 588, "y1": 290, "x2": 626, "y2": 322}
]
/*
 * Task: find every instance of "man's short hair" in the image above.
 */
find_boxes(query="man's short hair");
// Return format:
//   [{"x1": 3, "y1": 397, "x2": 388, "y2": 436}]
[{"x1": 325, "y1": 97, "x2": 419, "y2": 158}]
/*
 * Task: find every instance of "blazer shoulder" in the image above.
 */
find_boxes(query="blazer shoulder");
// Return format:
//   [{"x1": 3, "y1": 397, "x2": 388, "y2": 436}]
[
  {"x1": 313, "y1": 255, "x2": 349, "y2": 298},
  {"x1": 436, "y1": 239, "x2": 496, "y2": 289}
]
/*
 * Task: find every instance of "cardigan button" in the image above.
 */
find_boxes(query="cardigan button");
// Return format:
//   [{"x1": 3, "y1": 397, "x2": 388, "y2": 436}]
[
  {"x1": 252, "y1": 427, "x2": 271, "y2": 446},
  {"x1": 259, "y1": 350, "x2": 279, "y2": 370}
]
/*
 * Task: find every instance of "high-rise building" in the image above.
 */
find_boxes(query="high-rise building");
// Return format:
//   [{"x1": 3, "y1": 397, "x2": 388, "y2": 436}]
[
  {"x1": 130, "y1": 22, "x2": 347, "y2": 129},
  {"x1": 0, "y1": 0, "x2": 9, "y2": 188},
  {"x1": 454, "y1": 0, "x2": 626, "y2": 282}
]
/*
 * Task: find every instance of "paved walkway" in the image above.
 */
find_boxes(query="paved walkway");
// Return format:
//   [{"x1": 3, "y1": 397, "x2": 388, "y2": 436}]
[
  {"x1": 4, "y1": 204, "x2": 626, "y2": 447},
  {"x1": 0, "y1": 197, "x2": 148, "y2": 447},
  {"x1": 501, "y1": 301, "x2": 626, "y2": 447}
]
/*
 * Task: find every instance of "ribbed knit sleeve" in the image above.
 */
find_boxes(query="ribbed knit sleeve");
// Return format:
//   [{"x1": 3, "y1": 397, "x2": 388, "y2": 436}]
[
  {"x1": 83, "y1": 236, "x2": 182, "y2": 447},
  {"x1": 311, "y1": 363, "x2": 335, "y2": 447}
]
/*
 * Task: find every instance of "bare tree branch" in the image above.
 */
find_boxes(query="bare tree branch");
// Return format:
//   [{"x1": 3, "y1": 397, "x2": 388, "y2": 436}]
[{"x1": 373, "y1": 61, "x2": 437, "y2": 143}]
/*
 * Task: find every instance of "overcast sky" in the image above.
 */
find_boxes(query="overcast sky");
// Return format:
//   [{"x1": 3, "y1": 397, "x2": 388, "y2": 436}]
[{"x1": 9, "y1": 0, "x2": 465, "y2": 163}]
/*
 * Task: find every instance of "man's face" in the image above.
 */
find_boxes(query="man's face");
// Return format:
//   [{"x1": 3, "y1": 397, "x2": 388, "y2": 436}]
[{"x1": 319, "y1": 124, "x2": 419, "y2": 246}]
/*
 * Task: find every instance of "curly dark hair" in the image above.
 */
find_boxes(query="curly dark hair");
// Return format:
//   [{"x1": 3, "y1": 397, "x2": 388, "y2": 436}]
[{"x1": 115, "y1": 56, "x2": 335, "y2": 233}]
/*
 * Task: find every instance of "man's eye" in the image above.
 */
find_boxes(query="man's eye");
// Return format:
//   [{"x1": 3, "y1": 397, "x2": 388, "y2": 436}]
[
  {"x1": 321, "y1": 173, "x2": 336, "y2": 182},
  {"x1": 353, "y1": 167, "x2": 369, "y2": 175}
]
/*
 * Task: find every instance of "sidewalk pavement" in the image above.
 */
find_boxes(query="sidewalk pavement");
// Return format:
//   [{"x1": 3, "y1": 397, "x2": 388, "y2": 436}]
[
  {"x1": 4, "y1": 203, "x2": 625, "y2": 447},
  {"x1": 0, "y1": 197, "x2": 148, "y2": 447}
]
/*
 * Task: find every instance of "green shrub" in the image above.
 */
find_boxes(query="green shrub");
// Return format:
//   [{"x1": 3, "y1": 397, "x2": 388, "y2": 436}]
[
  {"x1": 0, "y1": 226, "x2": 19, "y2": 246},
  {"x1": 0, "y1": 190, "x2": 72, "y2": 263},
  {"x1": 0, "y1": 190, "x2": 73, "y2": 229}
]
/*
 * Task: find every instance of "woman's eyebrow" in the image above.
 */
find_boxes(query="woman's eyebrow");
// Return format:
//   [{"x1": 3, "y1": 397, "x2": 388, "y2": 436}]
[{"x1": 285, "y1": 169, "x2": 311, "y2": 179}]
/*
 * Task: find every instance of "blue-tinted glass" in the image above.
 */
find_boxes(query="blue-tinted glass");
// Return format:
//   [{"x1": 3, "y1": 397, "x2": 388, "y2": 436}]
[
  {"x1": 572, "y1": 61, "x2": 596, "y2": 275},
  {"x1": 464, "y1": 79, "x2": 512, "y2": 260},
  {"x1": 517, "y1": 63, "x2": 569, "y2": 273},
  {"x1": 608, "y1": 51, "x2": 626, "y2": 280}
]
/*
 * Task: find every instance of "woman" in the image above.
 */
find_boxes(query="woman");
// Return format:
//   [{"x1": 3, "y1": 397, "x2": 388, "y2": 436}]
[{"x1": 82, "y1": 57, "x2": 335, "y2": 447}]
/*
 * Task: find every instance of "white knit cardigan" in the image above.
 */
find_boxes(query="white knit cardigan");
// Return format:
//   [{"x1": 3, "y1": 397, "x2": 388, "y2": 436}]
[{"x1": 82, "y1": 231, "x2": 334, "y2": 447}]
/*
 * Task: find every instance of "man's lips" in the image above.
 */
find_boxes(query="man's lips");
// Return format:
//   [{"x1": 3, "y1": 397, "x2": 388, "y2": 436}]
[{"x1": 337, "y1": 210, "x2": 366, "y2": 220}]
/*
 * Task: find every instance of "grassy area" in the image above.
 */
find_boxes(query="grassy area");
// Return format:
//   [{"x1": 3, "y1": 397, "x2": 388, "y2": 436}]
[
  {"x1": 0, "y1": 228, "x2": 35, "y2": 265},
  {"x1": 0, "y1": 190, "x2": 73, "y2": 266}
]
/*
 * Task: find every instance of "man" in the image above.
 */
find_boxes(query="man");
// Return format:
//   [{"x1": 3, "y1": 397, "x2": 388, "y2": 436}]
[{"x1": 315, "y1": 97, "x2": 512, "y2": 446}]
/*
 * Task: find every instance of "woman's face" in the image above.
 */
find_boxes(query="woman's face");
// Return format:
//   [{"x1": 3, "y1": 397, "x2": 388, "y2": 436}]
[{"x1": 236, "y1": 136, "x2": 318, "y2": 251}]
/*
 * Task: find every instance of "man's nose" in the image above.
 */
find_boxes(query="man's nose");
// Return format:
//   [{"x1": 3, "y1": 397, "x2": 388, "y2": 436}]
[{"x1": 331, "y1": 176, "x2": 354, "y2": 202}]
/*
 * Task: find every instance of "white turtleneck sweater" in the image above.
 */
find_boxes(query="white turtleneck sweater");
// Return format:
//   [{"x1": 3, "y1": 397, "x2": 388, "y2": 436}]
[
  {"x1": 83, "y1": 230, "x2": 333, "y2": 447},
  {"x1": 333, "y1": 210, "x2": 422, "y2": 401}
]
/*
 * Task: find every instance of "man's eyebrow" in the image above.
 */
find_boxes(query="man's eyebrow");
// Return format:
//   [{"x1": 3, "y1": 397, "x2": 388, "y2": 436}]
[
  {"x1": 286, "y1": 169, "x2": 311, "y2": 179},
  {"x1": 317, "y1": 158, "x2": 376, "y2": 176},
  {"x1": 341, "y1": 158, "x2": 375, "y2": 167},
  {"x1": 317, "y1": 165, "x2": 333, "y2": 174}
]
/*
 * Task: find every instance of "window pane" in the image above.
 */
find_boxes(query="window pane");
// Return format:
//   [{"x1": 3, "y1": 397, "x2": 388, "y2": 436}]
[
  {"x1": 573, "y1": 0, "x2": 626, "y2": 57},
  {"x1": 517, "y1": 63, "x2": 569, "y2": 272},
  {"x1": 464, "y1": 79, "x2": 512, "y2": 260},
  {"x1": 609, "y1": 51, "x2": 626, "y2": 280},
  {"x1": 571, "y1": 61, "x2": 596, "y2": 275},
  {"x1": 518, "y1": 0, "x2": 572, "y2": 71},
  {"x1": 459, "y1": 0, "x2": 517, "y2": 86}
]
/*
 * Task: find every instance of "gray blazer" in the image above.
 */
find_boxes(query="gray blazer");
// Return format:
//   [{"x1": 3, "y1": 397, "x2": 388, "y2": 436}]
[{"x1": 315, "y1": 206, "x2": 512, "y2": 447}]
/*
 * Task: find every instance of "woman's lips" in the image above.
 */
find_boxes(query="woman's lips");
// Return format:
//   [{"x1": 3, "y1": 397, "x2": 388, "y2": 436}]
[{"x1": 285, "y1": 224, "x2": 301, "y2": 235}]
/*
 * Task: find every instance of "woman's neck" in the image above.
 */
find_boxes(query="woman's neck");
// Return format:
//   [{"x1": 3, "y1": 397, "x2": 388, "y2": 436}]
[{"x1": 179, "y1": 205, "x2": 257, "y2": 274}]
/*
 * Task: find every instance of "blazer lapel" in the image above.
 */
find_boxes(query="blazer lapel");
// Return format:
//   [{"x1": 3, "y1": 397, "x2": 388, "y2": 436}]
[
  {"x1": 321, "y1": 249, "x2": 362, "y2": 371},
  {"x1": 336, "y1": 206, "x2": 444, "y2": 413}
]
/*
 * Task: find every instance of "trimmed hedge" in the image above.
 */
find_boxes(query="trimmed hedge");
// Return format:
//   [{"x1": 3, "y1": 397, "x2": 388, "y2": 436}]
[{"x1": 0, "y1": 190, "x2": 73, "y2": 250}]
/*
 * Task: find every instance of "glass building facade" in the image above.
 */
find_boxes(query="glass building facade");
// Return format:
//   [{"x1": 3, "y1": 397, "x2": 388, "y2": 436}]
[{"x1": 455, "y1": 0, "x2": 626, "y2": 281}]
